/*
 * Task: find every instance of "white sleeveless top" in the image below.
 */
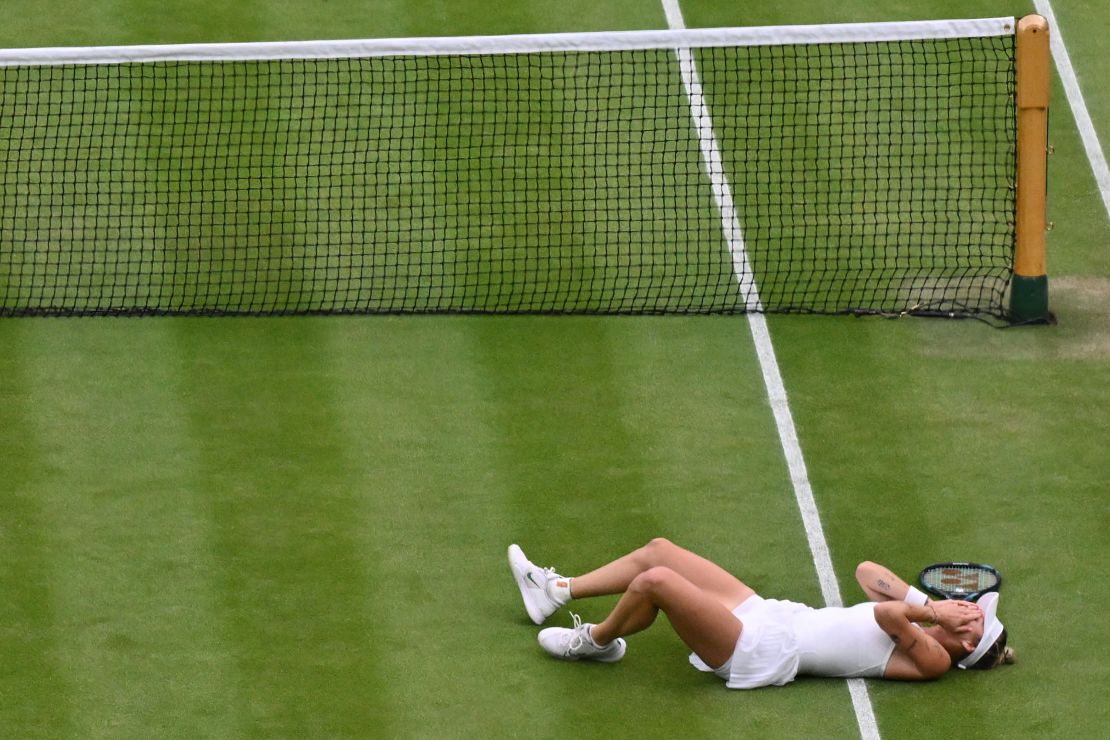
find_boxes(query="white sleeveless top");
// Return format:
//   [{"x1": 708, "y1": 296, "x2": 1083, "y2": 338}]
[{"x1": 793, "y1": 602, "x2": 896, "y2": 678}]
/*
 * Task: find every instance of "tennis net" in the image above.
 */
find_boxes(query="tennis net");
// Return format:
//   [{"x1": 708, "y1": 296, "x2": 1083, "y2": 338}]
[{"x1": 0, "y1": 19, "x2": 1022, "y2": 317}]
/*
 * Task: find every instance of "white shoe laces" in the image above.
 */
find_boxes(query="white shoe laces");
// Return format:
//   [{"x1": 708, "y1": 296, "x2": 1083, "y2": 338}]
[{"x1": 565, "y1": 612, "x2": 591, "y2": 655}]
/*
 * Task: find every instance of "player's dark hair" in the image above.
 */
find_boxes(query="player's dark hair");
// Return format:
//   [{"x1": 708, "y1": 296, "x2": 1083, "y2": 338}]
[{"x1": 966, "y1": 629, "x2": 1013, "y2": 670}]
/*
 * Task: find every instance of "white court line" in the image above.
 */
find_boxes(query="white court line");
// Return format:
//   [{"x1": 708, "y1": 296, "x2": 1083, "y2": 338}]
[
  {"x1": 1033, "y1": 1, "x2": 1110, "y2": 223},
  {"x1": 660, "y1": 2, "x2": 881, "y2": 739}
]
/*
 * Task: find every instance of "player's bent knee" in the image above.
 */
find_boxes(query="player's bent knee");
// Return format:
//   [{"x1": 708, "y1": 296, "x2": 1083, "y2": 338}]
[
  {"x1": 633, "y1": 537, "x2": 672, "y2": 568},
  {"x1": 643, "y1": 537, "x2": 675, "y2": 560},
  {"x1": 630, "y1": 565, "x2": 678, "y2": 595}
]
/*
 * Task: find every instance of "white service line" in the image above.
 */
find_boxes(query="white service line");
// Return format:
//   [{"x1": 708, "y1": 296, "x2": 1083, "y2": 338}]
[
  {"x1": 660, "y1": 2, "x2": 880, "y2": 738},
  {"x1": 1033, "y1": 1, "x2": 1110, "y2": 224}
]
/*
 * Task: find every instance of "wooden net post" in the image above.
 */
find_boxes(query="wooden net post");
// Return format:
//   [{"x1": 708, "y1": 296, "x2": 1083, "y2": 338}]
[{"x1": 1011, "y1": 14, "x2": 1051, "y2": 323}]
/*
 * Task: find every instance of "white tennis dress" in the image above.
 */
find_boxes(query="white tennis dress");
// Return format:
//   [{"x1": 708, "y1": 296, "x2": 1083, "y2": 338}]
[{"x1": 689, "y1": 596, "x2": 897, "y2": 689}]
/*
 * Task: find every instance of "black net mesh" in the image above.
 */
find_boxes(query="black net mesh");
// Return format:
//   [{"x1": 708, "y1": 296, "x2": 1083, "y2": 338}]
[{"x1": 0, "y1": 36, "x2": 1016, "y2": 317}]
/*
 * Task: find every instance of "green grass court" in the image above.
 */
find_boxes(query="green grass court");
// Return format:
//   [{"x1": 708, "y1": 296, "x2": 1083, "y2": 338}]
[{"x1": 2, "y1": 1, "x2": 1109, "y2": 738}]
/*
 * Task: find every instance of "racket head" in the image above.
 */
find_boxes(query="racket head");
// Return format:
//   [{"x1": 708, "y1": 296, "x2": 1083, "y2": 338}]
[{"x1": 918, "y1": 562, "x2": 1001, "y2": 602}]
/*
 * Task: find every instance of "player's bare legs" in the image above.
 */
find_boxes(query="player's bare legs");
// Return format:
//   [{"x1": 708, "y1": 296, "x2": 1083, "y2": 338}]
[
  {"x1": 570, "y1": 537, "x2": 755, "y2": 610},
  {"x1": 523, "y1": 539, "x2": 752, "y2": 665},
  {"x1": 589, "y1": 565, "x2": 744, "y2": 669}
]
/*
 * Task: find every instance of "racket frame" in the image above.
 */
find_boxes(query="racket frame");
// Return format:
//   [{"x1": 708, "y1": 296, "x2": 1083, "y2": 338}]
[{"x1": 918, "y1": 561, "x2": 1002, "y2": 602}]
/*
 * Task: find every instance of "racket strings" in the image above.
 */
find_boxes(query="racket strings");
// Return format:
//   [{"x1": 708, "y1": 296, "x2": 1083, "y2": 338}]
[{"x1": 923, "y1": 566, "x2": 998, "y2": 593}]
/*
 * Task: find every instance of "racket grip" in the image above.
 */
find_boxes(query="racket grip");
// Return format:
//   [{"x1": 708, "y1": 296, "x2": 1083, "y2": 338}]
[{"x1": 904, "y1": 585, "x2": 929, "y2": 606}]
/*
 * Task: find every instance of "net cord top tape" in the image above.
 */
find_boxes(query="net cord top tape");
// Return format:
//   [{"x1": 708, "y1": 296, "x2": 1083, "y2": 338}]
[{"x1": 0, "y1": 17, "x2": 1015, "y2": 66}]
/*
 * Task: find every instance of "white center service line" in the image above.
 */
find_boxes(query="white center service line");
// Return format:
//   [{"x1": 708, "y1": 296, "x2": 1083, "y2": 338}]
[
  {"x1": 660, "y1": 2, "x2": 881, "y2": 738},
  {"x1": 1033, "y1": 0, "x2": 1110, "y2": 224}
]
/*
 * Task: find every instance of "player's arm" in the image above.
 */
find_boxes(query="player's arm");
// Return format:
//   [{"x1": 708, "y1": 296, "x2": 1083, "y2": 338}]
[
  {"x1": 873, "y1": 601, "x2": 952, "y2": 680},
  {"x1": 855, "y1": 561, "x2": 928, "y2": 603}
]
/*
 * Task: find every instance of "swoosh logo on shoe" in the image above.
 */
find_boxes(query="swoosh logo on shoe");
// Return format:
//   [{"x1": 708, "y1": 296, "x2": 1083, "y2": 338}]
[{"x1": 525, "y1": 572, "x2": 541, "y2": 588}]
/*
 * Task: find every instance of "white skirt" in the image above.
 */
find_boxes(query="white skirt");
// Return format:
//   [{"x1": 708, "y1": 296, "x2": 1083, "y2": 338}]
[{"x1": 689, "y1": 595, "x2": 812, "y2": 690}]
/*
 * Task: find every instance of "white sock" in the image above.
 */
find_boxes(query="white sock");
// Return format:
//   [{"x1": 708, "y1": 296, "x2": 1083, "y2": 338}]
[{"x1": 547, "y1": 576, "x2": 573, "y2": 606}]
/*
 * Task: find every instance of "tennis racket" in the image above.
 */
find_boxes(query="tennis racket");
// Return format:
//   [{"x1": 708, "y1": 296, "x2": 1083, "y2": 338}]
[{"x1": 918, "y1": 562, "x2": 1001, "y2": 602}]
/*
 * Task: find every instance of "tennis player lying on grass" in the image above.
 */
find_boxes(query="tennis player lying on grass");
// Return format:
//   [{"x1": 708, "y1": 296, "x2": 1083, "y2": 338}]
[{"x1": 508, "y1": 539, "x2": 1013, "y2": 688}]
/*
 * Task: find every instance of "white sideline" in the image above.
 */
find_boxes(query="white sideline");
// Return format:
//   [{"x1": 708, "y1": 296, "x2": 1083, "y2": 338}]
[
  {"x1": 1033, "y1": 1, "x2": 1110, "y2": 224},
  {"x1": 661, "y1": 2, "x2": 881, "y2": 739}
]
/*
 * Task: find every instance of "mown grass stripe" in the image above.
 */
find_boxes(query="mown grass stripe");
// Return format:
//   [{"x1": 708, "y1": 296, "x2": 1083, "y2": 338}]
[
  {"x1": 170, "y1": 318, "x2": 386, "y2": 735},
  {"x1": 0, "y1": 324, "x2": 75, "y2": 737},
  {"x1": 13, "y1": 322, "x2": 244, "y2": 736}
]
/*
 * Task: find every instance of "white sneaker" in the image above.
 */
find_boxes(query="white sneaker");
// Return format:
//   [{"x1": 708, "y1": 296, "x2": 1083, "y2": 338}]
[
  {"x1": 508, "y1": 544, "x2": 568, "y2": 625},
  {"x1": 538, "y1": 613, "x2": 626, "y2": 663}
]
